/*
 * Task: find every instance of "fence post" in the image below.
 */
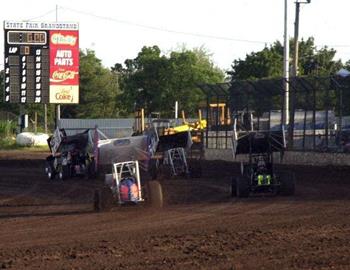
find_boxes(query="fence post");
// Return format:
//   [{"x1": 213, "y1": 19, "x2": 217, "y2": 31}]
[
  {"x1": 44, "y1": 104, "x2": 48, "y2": 134},
  {"x1": 34, "y1": 111, "x2": 37, "y2": 134}
]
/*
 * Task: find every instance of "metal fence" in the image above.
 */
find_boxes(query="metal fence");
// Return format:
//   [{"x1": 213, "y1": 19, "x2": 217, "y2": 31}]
[
  {"x1": 199, "y1": 75, "x2": 350, "y2": 153},
  {"x1": 58, "y1": 118, "x2": 135, "y2": 138},
  {"x1": 58, "y1": 117, "x2": 197, "y2": 138}
]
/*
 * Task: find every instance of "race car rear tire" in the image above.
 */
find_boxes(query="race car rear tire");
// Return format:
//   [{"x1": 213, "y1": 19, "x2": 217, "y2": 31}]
[
  {"x1": 236, "y1": 176, "x2": 250, "y2": 198},
  {"x1": 149, "y1": 159, "x2": 159, "y2": 180},
  {"x1": 147, "y1": 180, "x2": 163, "y2": 208},
  {"x1": 94, "y1": 187, "x2": 115, "y2": 212}
]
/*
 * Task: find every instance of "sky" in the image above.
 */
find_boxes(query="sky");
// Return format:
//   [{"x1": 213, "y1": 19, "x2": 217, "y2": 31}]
[{"x1": 1, "y1": 0, "x2": 350, "y2": 71}]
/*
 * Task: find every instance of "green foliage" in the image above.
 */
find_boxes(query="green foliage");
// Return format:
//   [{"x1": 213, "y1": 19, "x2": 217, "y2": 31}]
[
  {"x1": 297, "y1": 38, "x2": 342, "y2": 76},
  {"x1": 0, "y1": 120, "x2": 16, "y2": 137},
  {"x1": 116, "y1": 45, "x2": 224, "y2": 116},
  {"x1": 62, "y1": 49, "x2": 121, "y2": 118},
  {"x1": 229, "y1": 42, "x2": 283, "y2": 80},
  {"x1": 229, "y1": 37, "x2": 343, "y2": 80},
  {"x1": 0, "y1": 120, "x2": 16, "y2": 149},
  {"x1": 0, "y1": 137, "x2": 16, "y2": 149},
  {"x1": 344, "y1": 60, "x2": 350, "y2": 71}
]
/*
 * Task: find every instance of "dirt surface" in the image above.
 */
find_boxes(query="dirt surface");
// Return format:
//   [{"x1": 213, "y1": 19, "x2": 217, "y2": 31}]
[{"x1": 0, "y1": 151, "x2": 349, "y2": 270}]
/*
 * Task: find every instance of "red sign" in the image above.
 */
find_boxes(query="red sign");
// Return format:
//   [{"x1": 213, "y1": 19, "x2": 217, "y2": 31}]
[{"x1": 49, "y1": 30, "x2": 79, "y2": 103}]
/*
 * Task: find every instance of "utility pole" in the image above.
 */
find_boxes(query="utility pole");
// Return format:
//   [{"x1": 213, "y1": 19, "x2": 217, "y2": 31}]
[
  {"x1": 55, "y1": 4, "x2": 61, "y2": 129},
  {"x1": 283, "y1": 0, "x2": 289, "y2": 126},
  {"x1": 293, "y1": 2, "x2": 300, "y2": 77},
  {"x1": 293, "y1": 0, "x2": 311, "y2": 77}
]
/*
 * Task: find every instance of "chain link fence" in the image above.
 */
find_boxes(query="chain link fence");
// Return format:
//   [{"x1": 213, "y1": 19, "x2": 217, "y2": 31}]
[{"x1": 199, "y1": 75, "x2": 350, "y2": 153}]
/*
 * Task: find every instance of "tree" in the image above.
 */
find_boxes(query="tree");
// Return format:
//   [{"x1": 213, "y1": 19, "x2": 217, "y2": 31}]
[
  {"x1": 62, "y1": 49, "x2": 120, "y2": 118},
  {"x1": 115, "y1": 45, "x2": 224, "y2": 116},
  {"x1": 298, "y1": 38, "x2": 342, "y2": 76},
  {"x1": 228, "y1": 42, "x2": 283, "y2": 80},
  {"x1": 228, "y1": 37, "x2": 342, "y2": 80}
]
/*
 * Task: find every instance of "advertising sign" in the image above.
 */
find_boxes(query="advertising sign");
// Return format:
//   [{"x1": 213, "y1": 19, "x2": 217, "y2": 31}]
[
  {"x1": 49, "y1": 30, "x2": 79, "y2": 103},
  {"x1": 3, "y1": 21, "x2": 79, "y2": 104}
]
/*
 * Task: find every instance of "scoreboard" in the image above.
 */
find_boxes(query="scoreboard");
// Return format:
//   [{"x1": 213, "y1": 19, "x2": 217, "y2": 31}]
[{"x1": 3, "y1": 21, "x2": 79, "y2": 104}]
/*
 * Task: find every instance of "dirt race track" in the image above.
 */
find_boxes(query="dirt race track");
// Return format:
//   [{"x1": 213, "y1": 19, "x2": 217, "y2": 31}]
[{"x1": 0, "y1": 150, "x2": 349, "y2": 270}]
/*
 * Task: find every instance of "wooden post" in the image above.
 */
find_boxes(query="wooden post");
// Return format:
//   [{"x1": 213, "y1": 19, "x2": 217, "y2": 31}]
[
  {"x1": 34, "y1": 111, "x2": 37, "y2": 133},
  {"x1": 141, "y1": 108, "x2": 145, "y2": 132},
  {"x1": 182, "y1": 110, "x2": 186, "y2": 124},
  {"x1": 44, "y1": 104, "x2": 48, "y2": 134}
]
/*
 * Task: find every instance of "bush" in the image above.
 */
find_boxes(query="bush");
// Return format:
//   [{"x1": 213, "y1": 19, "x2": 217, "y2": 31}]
[
  {"x1": 0, "y1": 121, "x2": 16, "y2": 149},
  {"x1": 0, "y1": 120, "x2": 16, "y2": 137},
  {"x1": 0, "y1": 136, "x2": 16, "y2": 149}
]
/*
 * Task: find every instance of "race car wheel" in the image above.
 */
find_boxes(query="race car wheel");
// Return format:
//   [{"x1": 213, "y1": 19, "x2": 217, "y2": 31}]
[
  {"x1": 236, "y1": 176, "x2": 250, "y2": 198},
  {"x1": 147, "y1": 180, "x2": 163, "y2": 208}
]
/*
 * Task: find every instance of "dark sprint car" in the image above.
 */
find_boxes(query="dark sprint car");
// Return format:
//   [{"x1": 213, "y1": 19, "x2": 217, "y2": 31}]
[{"x1": 45, "y1": 128, "x2": 97, "y2": 180}]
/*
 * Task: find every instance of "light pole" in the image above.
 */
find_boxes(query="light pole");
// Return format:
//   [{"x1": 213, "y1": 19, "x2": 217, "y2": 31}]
[
  {"x1": 56, "y1": 5, "x2": 61, "y2": 129},
  {"x1": 283, "y1": 0, "x2": 289, "y2": 125},
  {"x1": 293, "y1": 0, "x2": 311, "y2": 77}
]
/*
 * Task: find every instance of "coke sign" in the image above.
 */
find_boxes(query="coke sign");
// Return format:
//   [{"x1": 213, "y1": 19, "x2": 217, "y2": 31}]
[{"x1": 49, "y1": 30, "x2": 79, "y2": 103}]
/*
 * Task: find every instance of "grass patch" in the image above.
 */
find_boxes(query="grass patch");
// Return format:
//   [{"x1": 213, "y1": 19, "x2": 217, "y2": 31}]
[
  {"x1": 0, "y1": 120, "x2": 50, "y2": 151},
  {"x1": 0, "y1": 121, "x2": 16, "y2": 137},
  {"x1": 0, "y1": 137, "x2": 49, "y2": 151},
  {"x1": 0, "y1": 137, "x2": 16, "y2": 150}
]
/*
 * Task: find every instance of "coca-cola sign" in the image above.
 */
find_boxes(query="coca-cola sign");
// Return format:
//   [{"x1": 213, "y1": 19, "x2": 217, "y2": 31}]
[
  {"x1": 49, "y1": 30, "x2": 79, "y2": 103},
  {"x1": 50, "y1": 85, "x2": 79, "y2": 104},
  {"x1": 51, "y1": 70, "x2": 78, "y2": 83}
]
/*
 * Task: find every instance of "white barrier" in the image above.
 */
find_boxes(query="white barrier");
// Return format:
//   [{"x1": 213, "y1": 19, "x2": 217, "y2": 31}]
[{"x1": 16, "y1": 132, "x2": 49, "y2": 147}]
